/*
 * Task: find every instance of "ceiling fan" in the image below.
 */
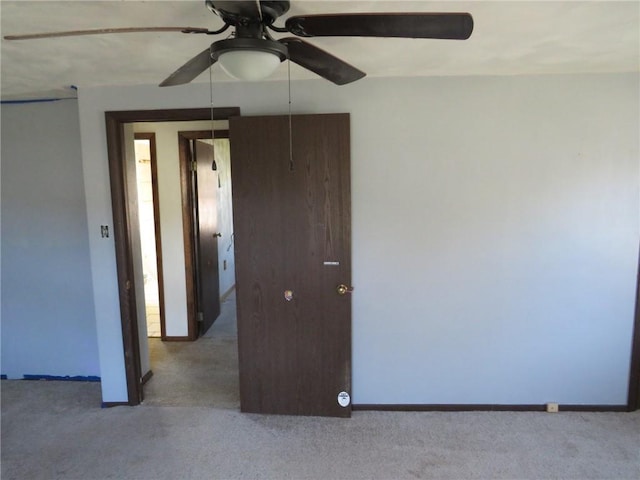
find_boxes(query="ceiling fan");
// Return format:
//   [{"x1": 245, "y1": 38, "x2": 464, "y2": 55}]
[{"x1": 4, "y1": 0, "x2": 474, "y2": 86}]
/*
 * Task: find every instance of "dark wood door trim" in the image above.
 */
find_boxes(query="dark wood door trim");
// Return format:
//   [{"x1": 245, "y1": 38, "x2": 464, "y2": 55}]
[
  {"x1": 104, "y1": 107, "x2": 240, "y2": 405},
  {"x1": 352, "y1": 404, "x2": 628, "y2": 412},
  {"x1": 627, "y1": 244, "x2": 640, "y2": 411},
  {"x1": 105, "y1": 114, "x2": 142, "y2": 405}
]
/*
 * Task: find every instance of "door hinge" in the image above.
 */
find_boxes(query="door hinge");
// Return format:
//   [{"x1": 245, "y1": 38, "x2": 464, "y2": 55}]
[
  {"x1": 197, "y1": 312, "x2": 204, "y2": 322},
  {"x1": 191, "y1": 160, "x2": 197, "y2": 172}
]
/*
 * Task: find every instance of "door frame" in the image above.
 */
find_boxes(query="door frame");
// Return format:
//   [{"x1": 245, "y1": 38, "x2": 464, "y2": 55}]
[
  {"x1": 178, "y1": 130, "x2": 230, "y2": 340},
  {"x1": 105, "y1": 107, "x2": 240, "y2": 405},
  {"x1": 628, "y1": 244, "x2": 640, "y2": 411}
]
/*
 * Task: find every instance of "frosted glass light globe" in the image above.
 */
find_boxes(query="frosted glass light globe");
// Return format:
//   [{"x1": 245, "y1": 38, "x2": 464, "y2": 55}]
[{"x1": 218, "y1": 50, "x2": 281, "y2": 81}]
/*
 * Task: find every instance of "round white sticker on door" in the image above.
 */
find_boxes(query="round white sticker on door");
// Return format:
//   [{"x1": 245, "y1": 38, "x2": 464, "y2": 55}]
[{"x1": 337, "y1": 391, "x2": 351, "y2": 407}]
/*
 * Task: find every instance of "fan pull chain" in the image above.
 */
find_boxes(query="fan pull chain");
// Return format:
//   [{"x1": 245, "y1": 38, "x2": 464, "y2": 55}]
[{"x1": 288, "y1": 58, "x2": 293, "y2": 172}]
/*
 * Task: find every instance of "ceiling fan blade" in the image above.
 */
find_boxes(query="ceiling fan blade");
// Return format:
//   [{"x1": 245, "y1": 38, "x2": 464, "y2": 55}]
[
  {"x1": 3, "y1": 27, "x2": 210, "y2": 41},
  {"x1": 159, "y1": 48, "x2": 214, "y2": 87},
  {"x1": 286, "y1": 13, "x2": 474, "y2": 40},
  {"x1": 279, "y1": 37, "x2": 365, "y2": 86}
]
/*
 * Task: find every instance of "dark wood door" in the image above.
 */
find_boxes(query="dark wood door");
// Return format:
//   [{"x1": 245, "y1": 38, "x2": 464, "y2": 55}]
[
  {"x1": 230, "y1": 114, "x2": 352, "y2": 417},
  {"x1": 194, "y1": 140, "x2": 221, "y2": 336}
]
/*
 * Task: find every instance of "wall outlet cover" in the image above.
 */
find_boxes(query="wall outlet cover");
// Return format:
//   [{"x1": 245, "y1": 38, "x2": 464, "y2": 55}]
[{"x1": 546, "y1": 402, "x2": 559, "y2": 413}]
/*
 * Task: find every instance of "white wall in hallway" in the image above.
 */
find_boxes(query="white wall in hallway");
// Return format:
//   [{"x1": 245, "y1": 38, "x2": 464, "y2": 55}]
[{"x1": 78, "y1": 73, "x2": 639, "y2": 405}]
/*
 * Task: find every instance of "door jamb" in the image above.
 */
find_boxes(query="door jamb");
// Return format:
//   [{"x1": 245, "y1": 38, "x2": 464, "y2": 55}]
[
  {"x1": 627, "y1": 243, "x2": 640, "y2": 411},
  {"x1": 105, "y1": 107, "x2": 240, "y2": 405}
]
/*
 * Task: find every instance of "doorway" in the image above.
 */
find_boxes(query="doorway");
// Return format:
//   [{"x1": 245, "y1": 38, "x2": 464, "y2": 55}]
[
  {"x1": 131, "y1": 125, "x2": 238, "y2": 406},
  {"x1": 105, "y1": 107, "x2": 240, "y2": 404},
  {"x1": 129, "y1": 121, "x2": 237, "y2": 406},
  {"x1": 106, "y1": 109, "x2": 353, "y2": 416}
]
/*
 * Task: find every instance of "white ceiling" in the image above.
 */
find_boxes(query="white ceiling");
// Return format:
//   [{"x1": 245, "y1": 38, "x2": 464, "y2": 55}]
[{"x1": 1, "y1": 1, "x2": 638, "y2": 100}]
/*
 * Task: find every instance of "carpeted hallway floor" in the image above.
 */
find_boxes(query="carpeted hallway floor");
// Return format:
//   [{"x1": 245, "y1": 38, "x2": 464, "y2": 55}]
[
  {"x1": 141, "y1": 290, "x2": 239, "y2": 408},
  {"x1": 2, "y1": 291, "x2": 639, "y2": 479}
]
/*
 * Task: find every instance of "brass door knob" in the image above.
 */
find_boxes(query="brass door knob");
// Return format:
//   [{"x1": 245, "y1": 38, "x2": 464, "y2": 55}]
[{"x1": 336, "y1": 284, "x2": 354, "y2": 296}]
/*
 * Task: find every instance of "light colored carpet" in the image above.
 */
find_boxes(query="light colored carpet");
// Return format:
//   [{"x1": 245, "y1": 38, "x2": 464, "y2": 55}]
[
  {"x1": 143, "y1": 335, "x2": 239, "y2": 408},
  {"x1": 3, "y1": 291, "x2": 639, "y2": 479},
  {"x1": 142, "y1": 289, "x2": 239, "y2": 408},
  {"x1": 203, "y1": 289, "x2": 237, "y2": 339},
  {"x1": 2, "y1": 380, "x2": 639, "y2": 480}
]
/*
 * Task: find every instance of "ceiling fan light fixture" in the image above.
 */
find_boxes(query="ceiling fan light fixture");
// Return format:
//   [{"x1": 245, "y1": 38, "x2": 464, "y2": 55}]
[
  {"x1": 218, "y1": 50, "x2": 281, "y2": 80},
  {"x1": 212, "y1": 38, "x2": 288, "y2": 81}
]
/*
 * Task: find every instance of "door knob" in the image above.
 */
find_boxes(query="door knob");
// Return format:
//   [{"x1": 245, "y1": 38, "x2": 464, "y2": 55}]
[
  {"x1": 213, "y1": 232, "x2": 222, "y2": 238},
  {"x1": 336, "y1": 284, "x2": 354, "y2": 296}
]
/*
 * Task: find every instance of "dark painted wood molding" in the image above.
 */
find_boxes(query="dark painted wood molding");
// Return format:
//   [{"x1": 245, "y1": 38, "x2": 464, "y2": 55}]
[
  {"x1": 352, "y1": 404, "x2": 629, "y2": 412},
  {"x1": 178, "y1": 130, "x2": 224, "y2": 140},
  {"x1": 101, "y1": 402, "x2": 130, "y2": 408},
  {"x1": 178, "y1": 129, "x2": 229, "y2": 140},
  {"x1": 105, "y1": 107, "x2": 241, "y2": 406},
  {"x1": 213, "y1": 129, "x2": 230, "y2": 138},
  {"x1": 105, "y1": 108, "x2": 240, "y2": 124},
  {"x1": 627, "y1": 243, "x2": 640, "y2": 411},
  {"x1": 561, "y1": 404, "x2": 629, "y2": 412},
  {"x1": 162, "y1": 336, "x2": 195, "y2": 342},
  {"x1": 105, "y1": 113, "x2": 143, "y2": 406},
  {"x1": 141, "y1": 370, "x2": 153, "y2": 385}
]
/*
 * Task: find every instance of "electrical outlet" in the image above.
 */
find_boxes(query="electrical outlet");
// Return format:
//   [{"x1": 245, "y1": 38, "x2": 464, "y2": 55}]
[{"x1": 546, "y1": 402, "x2": 559, "y2": 413}]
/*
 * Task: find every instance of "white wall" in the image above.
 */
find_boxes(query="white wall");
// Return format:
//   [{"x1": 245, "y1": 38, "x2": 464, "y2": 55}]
[
  {"x1": 78, "y1": 73, "x2": 639, "y2": 405},
  {"x1": 1, "y1": 100, "x2": 99, "y2": 379}
]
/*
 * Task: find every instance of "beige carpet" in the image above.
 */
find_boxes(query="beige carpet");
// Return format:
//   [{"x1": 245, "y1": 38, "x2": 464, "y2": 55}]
[
  {"x1": 2, "y1": 379, "x2": 639, "y2": 480},
  {"x1": 3, "y1": 292, "x2": 639, "y2": 479},
  {"x1": 142, "y1": 289, "x2": 239, "y2": 408},
  {"x1": 142, "y1": 335, "x2": 239, "y2": 408}
]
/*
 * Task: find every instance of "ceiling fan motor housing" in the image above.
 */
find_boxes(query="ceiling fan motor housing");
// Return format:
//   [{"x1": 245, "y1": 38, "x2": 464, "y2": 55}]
[{"x1": 205, "y1": 1, "x2": 290, "y2": 27}]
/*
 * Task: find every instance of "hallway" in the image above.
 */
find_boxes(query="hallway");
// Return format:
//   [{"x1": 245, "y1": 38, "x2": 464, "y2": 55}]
[{"x1": 142, "y1": 291, "x2": 239, "y2": 408}]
